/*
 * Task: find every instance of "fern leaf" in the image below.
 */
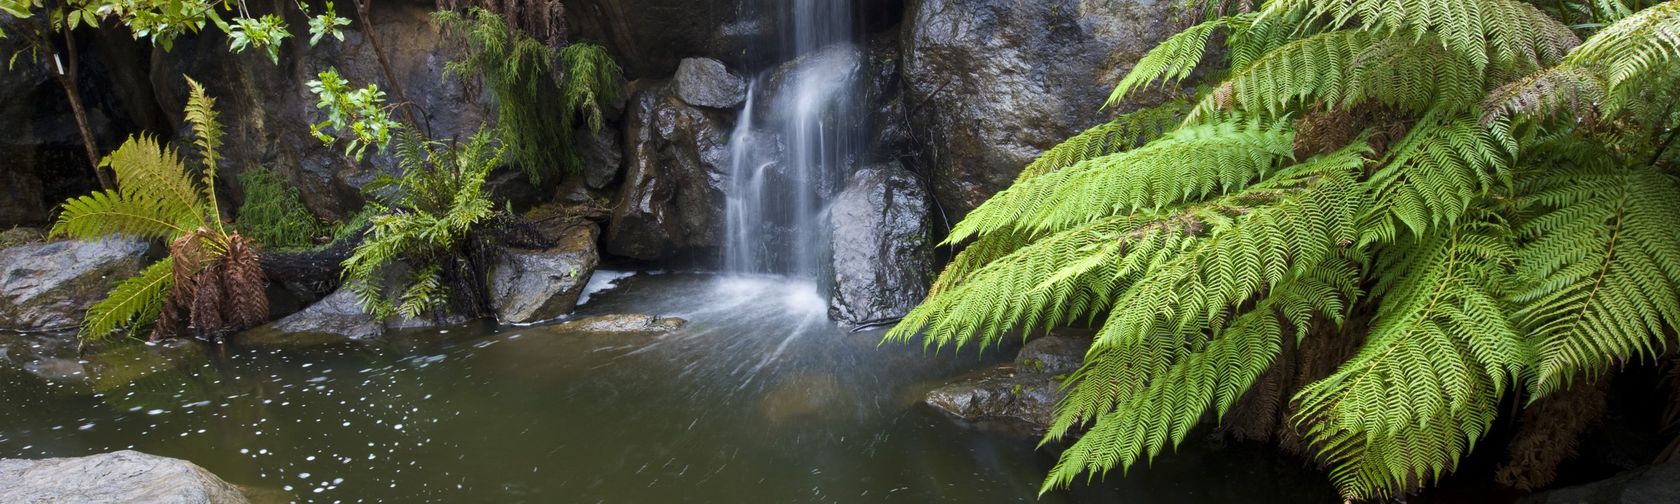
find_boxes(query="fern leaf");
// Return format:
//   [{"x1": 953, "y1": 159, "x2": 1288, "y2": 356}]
[
  {"x1": 1294, "y1": 218, "x2": 1525, "y2": 499},
  {"x1": 1197, "y1": 30, "x2": 1378, "y2": 118},
  {"x1": 951, "y1": 118, "x2": 1295, "y2": 243},
  {"x1": 1364, "y1": 109, "x2": 1507, "y2": 240},
  {"x1": 1264, "y1": 0, "x2": 1579, "y2": 70},
  {"x1": 1107, "y1": 17, "x2": 1228, "y2": 106},
  {"x1": 1016, "y1": 98, "x2": 1191, "y2": 182},
  {"x1": 1565, "y1": 0, "x2": 1680, "y2": 89},
  {"x1": 1479, "y1": 65, "x2": 1607, "y2": 125},
  {"x1": 51, "y1": 190, "x2": 196, "y2": 242},
  {"x1": 81, "y1": 258, "x2": 174, "y2": 340},
  {"x1": 1515, "y1": 166, "x2": 1680, "y2": 397}
]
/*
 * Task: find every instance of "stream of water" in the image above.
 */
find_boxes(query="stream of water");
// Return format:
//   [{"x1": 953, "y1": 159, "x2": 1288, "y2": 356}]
[{"x1": 0, "y1": 272, "x2": 1335, "y2": 502}]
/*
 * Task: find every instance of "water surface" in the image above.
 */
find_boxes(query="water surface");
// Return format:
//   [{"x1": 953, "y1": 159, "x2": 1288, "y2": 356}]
[{"x1": 0, "y1": 273, "x2": 1334, "y2": 502}]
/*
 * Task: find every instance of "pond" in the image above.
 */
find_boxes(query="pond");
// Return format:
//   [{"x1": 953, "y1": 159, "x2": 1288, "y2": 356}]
[{"x1": 0, "y1": 272, "x2": 1335, "y2": 502}]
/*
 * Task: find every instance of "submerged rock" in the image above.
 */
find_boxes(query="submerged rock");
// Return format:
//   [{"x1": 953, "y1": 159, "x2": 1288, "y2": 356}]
[
  {"x1": 547, "y1": 313, "x2": 687, "y2": 334},
  {"x1": 827, "y1": 163, "x2": 933, "y2": 325},
  {"x1": 674, "y1": 57, "x2": 747, "y2": 109},
  {"x1": 0, "y1": 450, "x2": 250, "y2": 503},
  {"x1": 490, "y1": 225, "x2": 601, "y2": 324},
  {"x1": 0, "y1": 238, "x2": 149, "y2": 333},
  {"x1": 903, "y1": 0, "x2": 1186, "y2": 218},
  {"x1": 923, "y1": 331, "x2": 1092, "y2": 431},
  {"x1": 1518, "y1": 459, "x2": 1680, "y2": 504}
]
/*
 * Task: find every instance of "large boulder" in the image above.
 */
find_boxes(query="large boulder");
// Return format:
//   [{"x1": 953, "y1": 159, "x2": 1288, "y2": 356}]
[
  {"x1": 0, "y1": 238, "x2": 149, "y2": 332},
  {"x1": 1518, "y1": 460, "x2": 1680, "y2": 504},
  {"x1": 0, "y1": 450, "x2": 250, "y2": 503},
  {"x1": 902, "y1": 0, "x2": 1184, "y2": 218},
  {"x1": 490, "y1": 225, "x2": 601, "y2": 324},
  {"x1": 827, "y1": 163, "x2": 932, "y2": 325},
  {"x1": 673, "y1": 57, "x2": 747, "y2": 109},
  {"x1": 150, "y1": 0, "x2": 495, "y2": 220},
  {"x1": 923, "y1": 331, "x2": 1091, "y2": 431},
  {"x1": 606, "y1": 82, "x2": 732, "y2": 261}
]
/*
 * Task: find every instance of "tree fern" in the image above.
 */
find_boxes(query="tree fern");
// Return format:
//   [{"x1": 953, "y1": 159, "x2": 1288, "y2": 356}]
[{"x1": 890, "y1": 1, "x2": 1680, "y2": 500}]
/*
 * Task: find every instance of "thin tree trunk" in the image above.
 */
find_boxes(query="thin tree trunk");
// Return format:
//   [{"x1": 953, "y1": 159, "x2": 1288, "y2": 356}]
[
  {"x1": 50, "y1": 25, "x2": 114, "y2": 189},
  {"x1": 352, "y1": 0, "x2": 420, "y2": 128}
]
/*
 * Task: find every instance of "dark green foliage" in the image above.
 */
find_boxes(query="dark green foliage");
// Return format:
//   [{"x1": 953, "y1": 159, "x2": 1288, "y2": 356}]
[
  {"x1": 342, "y1": 130, "x2": 503, "y2": 319},
  {"x1": 434, "y1": 7, "x2": 623, "y2": 183},
  {"x1": 236, "y1": 169, "x2": 324, "y2": 250},
  {"x1": 888, "y1": 0, "x2": 1680, "y2": 499}
]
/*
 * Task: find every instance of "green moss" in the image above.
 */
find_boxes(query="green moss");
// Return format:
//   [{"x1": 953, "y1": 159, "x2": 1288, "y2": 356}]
[{"x1": 236, "y1": 168, "x2": 325, "y2": 250}]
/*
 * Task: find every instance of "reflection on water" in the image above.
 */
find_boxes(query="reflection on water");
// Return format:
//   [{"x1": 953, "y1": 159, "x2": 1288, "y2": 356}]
[{"x1": 0, "y1": 273, "x2": 1334, "y2": 502}]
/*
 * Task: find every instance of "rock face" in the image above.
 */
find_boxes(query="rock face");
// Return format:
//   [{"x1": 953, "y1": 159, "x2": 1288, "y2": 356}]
[
  {"x1": 0, "y1": 238, "x2": 149, "y2": 333},
  {"x1": 1518, "y1": 460, "x2": 1680, "y2": 504},
  {"x1": 924, "y1": 332, "x2": 1092, "y2": 430},
  {"x1": 150, "y1": 0, "x2": 494, "y2": 219},
  {"x1": 607, "y1": 82, "x2": 732, "y2": 261},
  {"x1": 827, "y1": 163, "x2": 932, "y2": 325},
  {"x1": 1, "y1": 15, "x2": 164, "y2": 229},
  {"x1": 902, "y1": 0, "x2": 1183, "y2": 217},
  {"x1": 490, "y1": 225, "x2": 601, "y2": 324},
  {"x1": 577, "y1": 127, "x2": 625, "y2": 190},
  {"x1": 0, "y1": 450, "x2": 250, "y2": 504},
  {"x1": 674, "y1": 58, "x2": 747, "y2": 109}
]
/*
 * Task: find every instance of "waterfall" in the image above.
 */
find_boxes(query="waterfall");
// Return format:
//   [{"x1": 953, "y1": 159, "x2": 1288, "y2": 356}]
[{"x1": 723, "y1": 0, "x2": 860, "y2": 282}]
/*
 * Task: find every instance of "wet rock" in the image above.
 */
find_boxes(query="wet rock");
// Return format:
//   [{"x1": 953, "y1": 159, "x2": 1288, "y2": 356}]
[
  {"x1": 607, "y1": 82, "x2": 731, "y2": 260},
  {"x1": 240, "y1": 289, "x2": 382, "y2": 346},
  {"x1": 902, "y1": 0, "x2": 1185, "y2": 218},
  {"x1": 0, "y1": 450, "x2": 249, "y2": 503},
  {"x1": 150, "y1": 1, "x2": 493, "y2": 219},
  {"x1": 923, "y1": 331, "x2": 1092, "y2": 431},
  {"x1": 0, "y1": 238, "x2": 149, "y2": 332},
  {"x1": 863, "y1": 30, "x2": 914, "y2": 164},
  {"x1": 759, "y1": 44, "x2": 865, "y2": 128},
  {"x1": 674, "y1": 58, "x2": 747, "y2": 109},
  {"x1": 1518, "y1": 459, "x2": 1680, "y2": 504},
  {"x1": 559, "y1": 0, "x2": 771, "y2": 76},
  {"x1": 577, "y1": 126, "x2": 625, "y2": 190},
  {"x1": 547, "y1": 313, "x2": 687, "y2": 334},
  {"x1": 491, "y1": 225, "x2": 601, "y2": 324},
  {"x1": 827, "y1": 163, "x2": 932, "y2": 325}
]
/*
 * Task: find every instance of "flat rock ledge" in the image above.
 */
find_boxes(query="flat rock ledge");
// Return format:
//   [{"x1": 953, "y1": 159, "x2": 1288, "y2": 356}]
[
  {"x1": 923, "y1": 331, "x2": 1092, "y2": 433},
  {"x1": 0, "y1": 450, "x2": 251, "y2": 504}
]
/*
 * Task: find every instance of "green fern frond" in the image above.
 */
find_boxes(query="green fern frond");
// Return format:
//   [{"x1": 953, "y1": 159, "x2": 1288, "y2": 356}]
[
  {"x1": 1364, "y1": 109, "x2": 1508, "y2": 240},
  {"x1": 1565, "y1": 0, "x2": 1680, "y2": 89},
  {"x1": 559, "y1": 42, "x2": 624, "y2": 137},
  {"x1": 1264, "y1": 0, "x2": 1579, "y2": 70},
  {"x1": 1196, "y1": 30, "x2": 1378, "y2": 118},
  {"x1": 951, "y1": 118, "x2": 1295, "y2": 243},
  {"x1": 1295, "y1": 217, "x2": 1524, "y2": 499},
  {"x1": 1016, "y1": 98, "x2": 1192, "y2": 182},
  {"x1": 1479, "y1": 65, "x2": 1607, "y2": 125},
  {"x1": 1107, "y1": 16, "x2": 1229, "y2": 106},
  {"x1": 80, "y1": 258, "x2": 174, "y2": 341},
  {"x1": 1344, "y1": 35, "x2": 1486, "y2": 112},
  {"x1": 1514, "y1": 166, "x2": 1680, "y2": 397},
  {"x1": 103, "y1": 134, "x2": 202, "y2": 219}
]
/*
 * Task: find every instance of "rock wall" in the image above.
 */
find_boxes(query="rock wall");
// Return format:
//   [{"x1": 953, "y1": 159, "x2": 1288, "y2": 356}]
[{"x1": 901, "y1": 0, "x2": 1184, "y2": 218}]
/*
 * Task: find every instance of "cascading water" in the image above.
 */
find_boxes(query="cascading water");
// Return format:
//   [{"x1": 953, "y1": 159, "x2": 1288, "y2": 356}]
[{"x1": 723, "y1": 0, "x2": 861, "y2": 285}]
